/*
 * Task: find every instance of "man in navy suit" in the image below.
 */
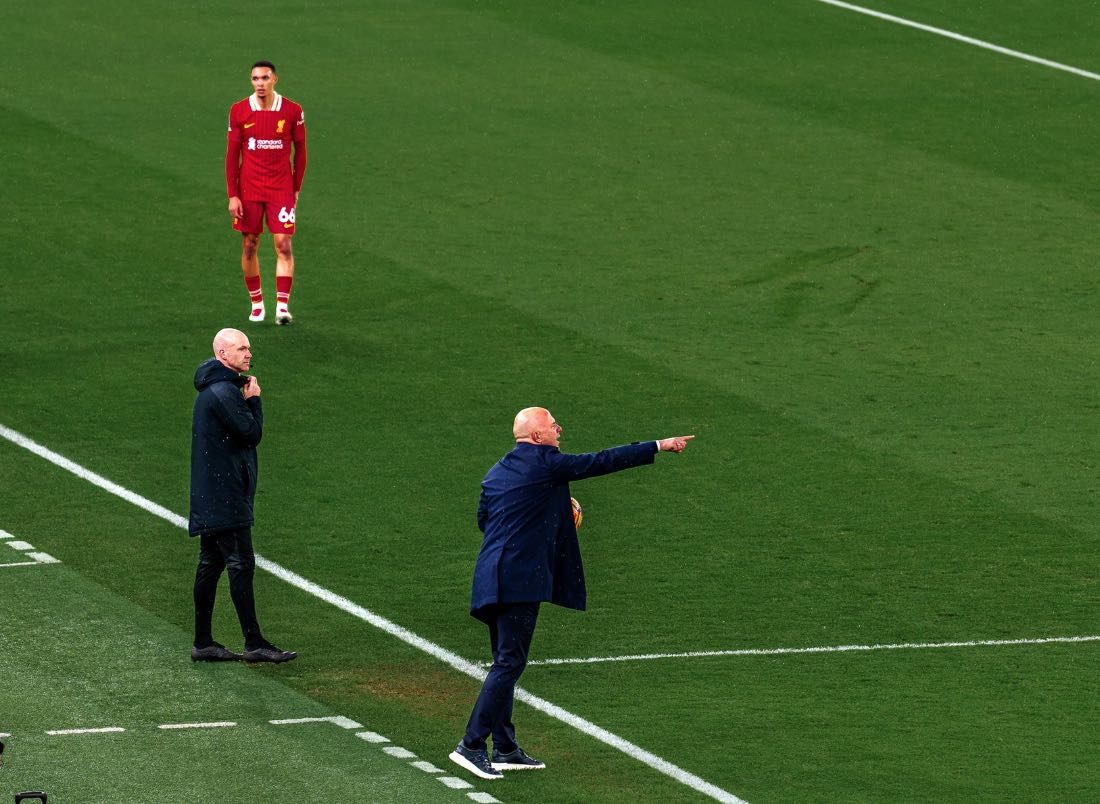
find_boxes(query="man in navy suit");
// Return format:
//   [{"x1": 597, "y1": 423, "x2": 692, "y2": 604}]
[{"x1": 449, "y1": 407, "x2": 694, "y2": 780}]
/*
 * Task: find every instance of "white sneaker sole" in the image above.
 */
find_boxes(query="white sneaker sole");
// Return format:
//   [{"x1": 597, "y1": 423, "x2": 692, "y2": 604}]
[
  {"x1": 491, "y1": 761, "x2": 546, "y2": 771},
  {"x1": 448, "y1": 750, "x2": 502, "y2": 780},
  {"x1": 249, "y1": 310, "x2": 265, "y2": 323}
]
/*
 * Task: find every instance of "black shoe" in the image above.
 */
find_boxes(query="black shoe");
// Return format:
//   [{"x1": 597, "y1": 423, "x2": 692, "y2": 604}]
[
  {"x1": 491, "y1": 745, "x2": 546, "y2": 770},
  {"x1": 448, "y1": 742, "x2": 503, "y2": 780},
  {"x1": 242, "y1": 644, "x2": 298, "y2": 663},
  {"x1": 191, "y1": 642, "x2": 242, "y2": 662}
]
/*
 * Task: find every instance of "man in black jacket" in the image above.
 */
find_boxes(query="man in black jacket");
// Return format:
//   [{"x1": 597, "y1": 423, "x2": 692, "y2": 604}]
[{"x1": 189, "y1": 328, "x2": 296, "y2": 663}]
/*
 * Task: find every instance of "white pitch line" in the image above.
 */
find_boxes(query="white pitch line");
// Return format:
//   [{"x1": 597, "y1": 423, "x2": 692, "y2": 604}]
[
  {"x1": 383, "y1": 746, "x2": 418, "y2": 759},
  {"x1": 269, "y1": 716, "x2": 363, "y2": 729},
  {"x1": 0, "y1": 425, "x2": 190, "y2": 530},
  {"x1": 46, "y1": 727, "x2": 126, "y2": 736},
  {"x1": 529, "y1": 634, "x2": 1100, "y2": 666},
  {"x1": 329, "y1": 715, "x2": 362, "y2": 730},
  {"x1": 439, "y1": 776, "x2": 474, "y2": 790},
  {"x1": 814, "y1": 0, "x2": 1100, "y2": 82},
  {"x1": 158, "y1": 721, "x2": 237, "y2": 730},
  {"x1": 5, "y1": 540, "x2": 34, "y2": 550},
  {"x1": 0, "y1": 560, "x2": 42, "y2": 569},
  {"x1": 0, "y1": 423, "x2": 745, "y2": 804}
]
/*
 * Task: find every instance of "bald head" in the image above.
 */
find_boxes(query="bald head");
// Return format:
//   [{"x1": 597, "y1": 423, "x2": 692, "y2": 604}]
[
  {"x1": 212, "y1": 328, "x2": 252, "y2": 374},
  {"x1": 513, "y1": 407, "x2": 561, "y2": 447}
]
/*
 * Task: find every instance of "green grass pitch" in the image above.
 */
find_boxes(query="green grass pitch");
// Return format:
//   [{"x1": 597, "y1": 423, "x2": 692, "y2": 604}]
[{"x1": 3, "y1": 0, "x2": 1100, "y2": 801}]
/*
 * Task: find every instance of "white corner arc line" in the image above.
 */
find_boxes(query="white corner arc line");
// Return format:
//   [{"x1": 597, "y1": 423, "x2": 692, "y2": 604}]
[
  {"x1": 528, "y1": 634, "x2": 1100, "y2": 666},
  {"x1": 814, "y1": 0, "x2": 1100, "y2": 82},
  {"x1": 0, "y1": 423, "x2": 745, "y2": 804}
]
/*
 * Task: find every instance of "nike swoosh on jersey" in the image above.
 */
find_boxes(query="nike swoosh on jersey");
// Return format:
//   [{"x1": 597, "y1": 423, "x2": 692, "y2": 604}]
[
  {"x1": 283, "y1": 223, "x2": 294, "y2": 228},
  {"x1": 243, "y1": 123, "x2": 256, "y2": 129}
]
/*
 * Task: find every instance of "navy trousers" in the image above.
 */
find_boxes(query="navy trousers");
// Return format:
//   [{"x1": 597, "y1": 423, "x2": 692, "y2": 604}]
[
  {"x1": 193, "y1": 527, "x2": 263, "y2": 650},
  {"x1": 463, "y1": 602, "x2": 541, "y2": 752}
]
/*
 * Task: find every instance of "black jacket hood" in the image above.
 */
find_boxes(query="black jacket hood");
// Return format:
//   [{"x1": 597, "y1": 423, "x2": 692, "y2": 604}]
[{"x1": 194, "y1": 357, "x2": 245, "y2": 392}]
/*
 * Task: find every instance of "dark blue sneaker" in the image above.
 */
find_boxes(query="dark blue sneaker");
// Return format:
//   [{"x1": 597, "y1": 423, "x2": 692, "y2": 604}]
[
  {"x1": 449, "y1": 742, "x2": 503, "y2": 779},
  {"x1": 491, "y1": 746, "x2": 546, "y2": 770}
]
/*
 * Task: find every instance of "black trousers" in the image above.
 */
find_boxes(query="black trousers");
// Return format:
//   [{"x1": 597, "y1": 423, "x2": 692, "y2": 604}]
[
  {"x1": 463, "y1": 602, "x2": 541, "y2": 753},
  {"x1": 193, "y1": 527, "x2": 263, "y2": 650}
]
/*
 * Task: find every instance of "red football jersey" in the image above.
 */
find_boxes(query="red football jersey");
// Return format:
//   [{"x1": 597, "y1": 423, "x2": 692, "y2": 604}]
[{"x1": 226, "y1": 92, "x2": 307, "y2": 202}]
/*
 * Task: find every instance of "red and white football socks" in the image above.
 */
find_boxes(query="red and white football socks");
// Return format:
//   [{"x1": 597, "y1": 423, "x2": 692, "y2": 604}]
[
  {"x1": 275, "y1": 275, "x2": 294, "y2": 325},
  {"x1": 245, "y1": 274, "x2": 264, "y2": 322}
]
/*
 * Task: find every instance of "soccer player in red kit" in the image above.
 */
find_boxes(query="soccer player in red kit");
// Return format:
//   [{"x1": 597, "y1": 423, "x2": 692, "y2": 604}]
[{"x1": 226, "y1": 61, "x2": 307, "y2": 325}]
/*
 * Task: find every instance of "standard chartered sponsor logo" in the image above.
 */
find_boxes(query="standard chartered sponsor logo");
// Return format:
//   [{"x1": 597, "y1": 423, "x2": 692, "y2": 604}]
[{"x1": 246, "y1": 137, "x2": 285, "y2": 151}]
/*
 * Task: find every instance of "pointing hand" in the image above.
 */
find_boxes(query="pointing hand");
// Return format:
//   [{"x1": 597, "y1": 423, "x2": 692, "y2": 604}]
[{"x1": 658, "y1": 435, "x2": 695, "y2": 453}]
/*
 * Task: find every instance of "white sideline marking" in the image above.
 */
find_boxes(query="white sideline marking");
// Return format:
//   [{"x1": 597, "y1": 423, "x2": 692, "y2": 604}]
[
  {"x1": 5, "y1": 540, "x2": 34, "y2": 550},
  {"x1": 440, "y1": 776, "x2": 474, "y2": 790},
  {"x1": 529, "y1": 634, "x2": 1100, "y2": 666},
  {"x1": 26, "y1": 552, "x2": 59, "y2": 564},
  {"x1": 158, "y1": 721, "x2": 237, "y2": 730},
  {"x1": 46, "y1": 727, "x2": 125, "y2": 736},
  {"x1": 384, "y1": 746, "x2": 418, "y2": 759},
  {"x1": 0, "y1": 560, "x2": 41, "y2": 569},
  {"x1": 411, "y1": 760, "x2": 445, "y2": 773},
  {"x1": 0, "y1": 732, "x2": 11, "y2": 738},
  {"x1": 356, "y1": 731, "x2": 391, "y2": 743},
  {"x1": 269, "y1": 716, "x2": 362, "y2": 729},
  {"x1": 329, "y1": 715, "x2": 362, "y2": 729},
  {"x1": 815, "y1": 0, "x2": 1100, "y2": 82},
  {"x1": 0, "y1": 529, "x2": 13, "y2": 539},
  {"x1": 468, "y1": 794, "x2": 501, "y2": 804},
  {"x1": 0, "y1": 425, "x2": 190, "y2": 529},
  {"x1": 0, "y1": 423, "x2": 745, "y2": 804}
]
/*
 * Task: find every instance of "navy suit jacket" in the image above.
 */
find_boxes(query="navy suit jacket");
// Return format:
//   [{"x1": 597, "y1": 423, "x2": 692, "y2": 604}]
[{"x1": 470, "y1": 440, "x2": 658, "y2": 619}]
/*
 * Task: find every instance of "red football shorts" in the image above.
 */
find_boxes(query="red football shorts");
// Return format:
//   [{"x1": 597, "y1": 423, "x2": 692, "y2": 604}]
[{"x1": 233, "y1": 197, "x2": 297, "y2": 235}]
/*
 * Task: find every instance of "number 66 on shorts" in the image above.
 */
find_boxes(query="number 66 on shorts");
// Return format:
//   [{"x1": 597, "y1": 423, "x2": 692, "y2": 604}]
[{"x1": 232, "y1": 197, "x2": 298, "y2": 234}]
